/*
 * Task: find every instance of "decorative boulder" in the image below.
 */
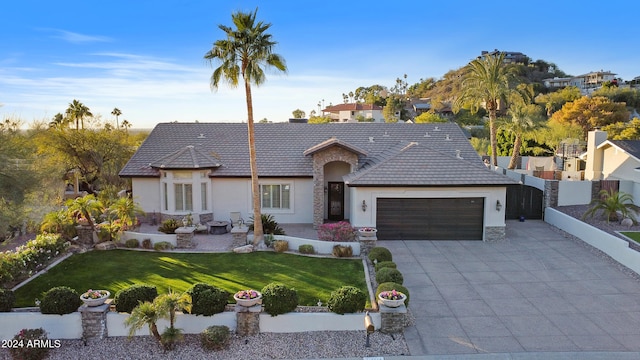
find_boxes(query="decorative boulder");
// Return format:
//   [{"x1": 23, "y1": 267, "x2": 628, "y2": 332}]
[{"x1": 233, "y1": 245, "x2": 254, "y2": 253}]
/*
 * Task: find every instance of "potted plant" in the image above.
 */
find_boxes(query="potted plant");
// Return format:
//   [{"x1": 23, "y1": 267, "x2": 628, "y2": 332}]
[
  {"x1": 378, "y1": 289, "x2": 406, "y2": 308},
  {"x1": 358, "y1": 227, "x2": 378, "y2": 237},
  {"x1": 80, "y1": 289, "x2": 110, "y2": 307},
  {"x1": 233, "y1": 289, "x2": 262, "y2": 307}
]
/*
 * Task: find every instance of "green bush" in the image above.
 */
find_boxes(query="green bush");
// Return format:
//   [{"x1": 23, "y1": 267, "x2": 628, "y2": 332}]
[
  {"x1": 264, "y1": 233, "x2": 275, "y2": 247},
  {"x1": 376, "y1": 267, "x2": 404, "y2": 285},
  {"x1": 0, "y1": 233, "x2": 68, "y2": 287},
  {"x1": 375, "y1": 261, "x2": 397, "y2": 272},
  {"x1": 332, "y1": 245, "x2": 353, "y2": 257},
  {"x1": 114, "y1": 284, "x2": 158, "y2": 313},
  {"x1": 9, "y1": 328, "x2": 50, "y2": 360},
  {"x1": 368, "y1": 246, "x2": 392, "y2": 263},
  {"x1": 125, "y1": 238, "x2": 140, "y2": 248},
  {"x1": 142, "y1": 239, "x2": 152, "y2": 249},
  {"x1": 273, "y1": 240, "x2": 288, "y2": 253},
  {"x1": 298, "y1": 244, "x2": 315, "y2": 254},
  {"x1": 154, "y1": 241, "x2": 174, "y2": 251},
  {"x1": 158, "y1": 219, "x2": 179, "y2": 234},
  {"x1": 40, "y1": 286, "x2": 82, "y2": 315},
  {"x1": 186, "y1": 283, "x2": 229, "y2": 316},
  {"x1": 201, "y1": 325, "x2": 230, "y2": 351},
  {"x1": 249, "y1": 213, "x2": 285, "y2": 235},
  {"x1": 0, "y1": 288, "x2": 15, "y2": 312},
  {"x1": 261, "y1": 283, "x2": 298, "y2": 316},
  {"x1": 376, "y1": 282, "x2": 410, "y2": 306},
  {"x1": 327, "y1": 286, "x2": 366, "y2": 314}
]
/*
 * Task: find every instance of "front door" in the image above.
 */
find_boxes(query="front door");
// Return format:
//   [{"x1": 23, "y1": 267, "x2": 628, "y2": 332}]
[{"x1": 328, "y1": 182, "x2": 344, "y2": 221}]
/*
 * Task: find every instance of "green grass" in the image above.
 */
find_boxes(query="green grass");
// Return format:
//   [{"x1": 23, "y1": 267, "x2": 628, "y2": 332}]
[
  {"x1": 13, "y1": 250, "x2": 367, "y2": 308},
  {"x1": 621, "y1": 232, "x2": 640, "y2": 242}
]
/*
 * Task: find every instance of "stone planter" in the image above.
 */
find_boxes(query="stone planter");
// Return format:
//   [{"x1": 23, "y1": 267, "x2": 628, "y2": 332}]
[
  {"x1": 358, "y1": 228, "x2": 377, "y2": 238},
  {"x1": 377, "y1": 293, "x2": 406, "y2": 308},
  {"x1": 80, "y1": 290, "x2": 110, "y2": 307},
  {"x1": 234, "y1": 291, "x2": 262, "y2": 307}
]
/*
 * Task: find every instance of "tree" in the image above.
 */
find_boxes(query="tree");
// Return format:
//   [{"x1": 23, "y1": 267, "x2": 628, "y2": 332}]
[
  {"x1": 602, "y1": 118, "x2": 640, "y2": 140},
  {"x1": 455, "y1": 52, "x2": 516, "y2": 167},
  {"x1": 550, "y1": 96, "x2": 630, "y2": 138},
  {"x1": 111, "y1": 108, "x2": 122, "y2": 129},
  {"x1": 534, "y1": 86, "x2": 582, "y2": 116},
  {"x1": 498, "y1": 103, "x2": 546, "y2": 169},
  {"x1": 48, "y1": 113, "x2": 67, "y2": 129},
  {"x1": 125, "y1": 301, "x2": 162, "y2": 346},
  {"x1": 414, "y1": 112, "x2": 448, "y2": 123},
  {"x1": 583, "y1": 189, "x2": 638, "y2": 223},
  {"x1": 292, "y1": 109, "x2": 305, "y2": 119},
  {"x1": 65, "y1": 99, "x2": 93, "y2": 130},
  {"x1": 308, "y1": 115, "x2": 331, "y2": 124},
  {"x1": 204, "y1": 8, "x2": 287, "y2": 246}
]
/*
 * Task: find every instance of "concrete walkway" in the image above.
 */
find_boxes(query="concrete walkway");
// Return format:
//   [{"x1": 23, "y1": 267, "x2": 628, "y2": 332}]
[{"x1": 379, "y1": 220, "x2": 640, "y2": 356}]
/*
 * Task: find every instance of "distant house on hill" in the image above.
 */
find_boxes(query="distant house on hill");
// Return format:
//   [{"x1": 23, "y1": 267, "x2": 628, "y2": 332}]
[
  {"x1": 544, "y1": 70, "x2": 617, "y2": 95},
  {"x1": 322, "y1": 103, "x2": 384, "y2": 123},
  {"x1": 479, "y1": 49, "x2": 528, "y2": 64}
]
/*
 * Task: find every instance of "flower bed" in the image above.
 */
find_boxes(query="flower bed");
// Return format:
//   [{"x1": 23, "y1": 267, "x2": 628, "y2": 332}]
[{"x1": 0, "y1": 233, "x2": 68, "y2": 288}]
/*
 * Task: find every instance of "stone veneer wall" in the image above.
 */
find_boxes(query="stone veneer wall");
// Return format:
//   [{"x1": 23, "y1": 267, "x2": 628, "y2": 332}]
[
  {"x1": 485, "y1": 226, "x2": 506, "y2": 242},
  {"x1": 544, "y1": 180, "x2": 559, "y2": 209},
  {"x1": 310, "y1": 147, "x2": 358, "y2": 228},
  {"x1": 235, "y1": 305, "x2": 261, "y2": 336},
  {"x1": 379, "y1": 305, "x2": 407, "y2": 334},
  {"x1": 80, "y1": 304, "x2": 109, "y2": 340}
]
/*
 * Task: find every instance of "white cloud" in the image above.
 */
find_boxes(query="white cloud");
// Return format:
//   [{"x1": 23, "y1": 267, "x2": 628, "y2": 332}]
[{"x1": 48, "y1": 29, "x2": 112, "y2": 44}]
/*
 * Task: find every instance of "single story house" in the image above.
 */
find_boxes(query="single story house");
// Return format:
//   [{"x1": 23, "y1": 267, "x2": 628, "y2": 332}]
[{"x1": 119, "y1": 122, "x2": 516, "y2": 241}]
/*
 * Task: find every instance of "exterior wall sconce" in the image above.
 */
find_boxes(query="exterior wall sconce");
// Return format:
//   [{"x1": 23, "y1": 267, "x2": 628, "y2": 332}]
[
  {"x1": 496, "y1": 200, "x2": 502, "y2": 212},
  {"x1": 361, "y1": 200, "x2": 368, "y2": 212}
]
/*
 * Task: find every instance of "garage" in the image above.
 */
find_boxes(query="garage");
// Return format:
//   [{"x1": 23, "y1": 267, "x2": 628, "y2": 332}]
[{"x1": 376, "y1": 197, "x2": 484, "y2": 240}]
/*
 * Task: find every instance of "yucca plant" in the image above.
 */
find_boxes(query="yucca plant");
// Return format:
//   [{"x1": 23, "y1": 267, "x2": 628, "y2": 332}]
[{"x1": 583, "y1": 189, "x2": 638, "y2": 224}]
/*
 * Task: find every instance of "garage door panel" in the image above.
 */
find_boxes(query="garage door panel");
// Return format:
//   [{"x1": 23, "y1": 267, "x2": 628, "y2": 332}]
[{"x1": 376, "y1": 198, "x2": 484, "y2": 240}]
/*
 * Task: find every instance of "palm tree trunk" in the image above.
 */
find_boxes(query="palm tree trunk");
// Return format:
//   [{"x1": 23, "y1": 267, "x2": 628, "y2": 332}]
[
  {"x1": 508, "y1": 135, "x2": 522, "y2": 169},
  {"x1": 244, "y1": 79, "x2": 264, "y2": 245},
  {"x1": 489, "y1": 109, "x2": 498, "y2": 167},
  {"x1": 150, "y1": 323, "x2": 162, "y2": 344}
]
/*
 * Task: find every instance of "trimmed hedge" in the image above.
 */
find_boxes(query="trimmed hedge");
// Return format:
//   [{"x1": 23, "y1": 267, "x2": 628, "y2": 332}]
[
  {"x1": 186, "y1": 283, "x2": 229, "y2": 316},
  {"x1": 327, "y1": 286, "x2": 366, "y2": 314},
  {"x1": 376, "y1": 267, "x2": 404, "y2": 285},
  {"x1": 0, "y1": 289, "x2": 15, "y2": 312},
  {"x1": 114, "y1": 284, "x2": 158, "y2": 313},
  {"x1": 261, "y1": 283, "x2": 298, "y2": 316},
  {"x1": 298, "y1": 244, "x2": 315, "y2": 254},
  {"x1": 375, "y1": 261, "x2": 397, "y2": 272},
  {"x1": 368, "y1": 246, "x2": 392, "y2": 263},
  {"x1": 40, "y1": 286, "x2": 82, "y2": 315},
  {"x1": 0, "y1": 233, "x2": 67, "y2": 287}
]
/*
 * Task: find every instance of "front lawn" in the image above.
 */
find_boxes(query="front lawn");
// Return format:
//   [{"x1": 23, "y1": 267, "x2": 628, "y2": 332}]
[
  {"x1": 13, "y1": 250, "x2": 367, "y2": 307},
  {"x1": 621, "y1": 231, "x2": 640, "y2": 243}
]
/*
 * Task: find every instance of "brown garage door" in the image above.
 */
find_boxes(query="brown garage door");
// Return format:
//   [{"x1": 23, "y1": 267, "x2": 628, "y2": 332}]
[{"x1": 376, "y1": 198, "x2": 484, "y2": 240}]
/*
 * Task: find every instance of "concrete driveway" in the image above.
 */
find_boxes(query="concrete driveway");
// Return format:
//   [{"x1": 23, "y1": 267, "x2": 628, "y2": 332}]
[{"x1": 378, "y1": 220, "x2": 640, "y2": 356}]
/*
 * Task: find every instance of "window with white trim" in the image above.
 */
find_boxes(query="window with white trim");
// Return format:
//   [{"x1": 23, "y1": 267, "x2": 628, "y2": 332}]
[
  {"x1": 261, "y1": 184, "x2": 290, "y2": 209},
  {"x1": 174, "y1": 183, "x2": 193, "y2": 211}
]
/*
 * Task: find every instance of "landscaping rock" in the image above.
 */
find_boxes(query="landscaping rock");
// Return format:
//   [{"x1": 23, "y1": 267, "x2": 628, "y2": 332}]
[
  {"x1": 95, "y1": 241, "x2": 116, "y2": 251},
  {"x1": 233, "y1": 245, "x2": 253, "y2": 253}
]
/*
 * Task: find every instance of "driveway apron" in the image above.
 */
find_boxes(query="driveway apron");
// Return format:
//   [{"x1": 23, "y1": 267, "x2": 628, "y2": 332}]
[{"x1": 378, "y1": 220, "x2": 640, "y2": 356}]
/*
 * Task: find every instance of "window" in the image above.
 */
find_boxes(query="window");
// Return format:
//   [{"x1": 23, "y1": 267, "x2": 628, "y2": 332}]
[
  {"x1": 261, "y1": 184, "x2": 290, "y2": 209},
  {"x1": 175, "y1": 184, "x2": 193, "y2": 211},
  {"x1": 201, "y1": 183, "x2": 208, "y2": 211},
  {"x1": 163, "y1": 183, "x2": 168, "y2": 211}
]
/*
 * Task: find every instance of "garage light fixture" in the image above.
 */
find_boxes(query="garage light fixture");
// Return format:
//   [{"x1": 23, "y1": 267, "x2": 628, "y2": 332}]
[
  {"x1": 496, "y1": 200, "x2": 502, "y2": 212},
  {"x1": 361, "y1": 200, "x2": 368, "y2": 212}
]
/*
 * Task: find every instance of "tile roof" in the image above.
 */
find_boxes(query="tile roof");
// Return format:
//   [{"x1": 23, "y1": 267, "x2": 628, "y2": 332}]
[
  {"x1": 149, "y1": 145, "x2": 221, "y2": 169},
  {"x1": 303, "y1": 137, "x2": 368, "y2": 156},
  {"x1": 608, "y1": 140, "x2": 640, "y2": 161},
  {"x1": 119, "y1": 122, "x2": 515, "y2": 186}
]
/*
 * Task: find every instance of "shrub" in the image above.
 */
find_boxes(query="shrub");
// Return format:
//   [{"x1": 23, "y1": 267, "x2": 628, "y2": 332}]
[
  {"x1": 327, "y1": 286, "x2": 366, "y2": 314},
  {"x1": 0, "y1": 233, "x2": 68, "y2": 287},
  {"x1": 115, "y1": 284, "x2": 158, "y2": 313},
  {"x1": 261, "y1": 283, "x2": 298, "y2": 316},
  {"x1": 583, "y1": 189, "x2": 638, "y2": 223},
  {"x1": 368, "y1": 246, "x2": 392, "y2": 263},
  {"x1": 9, "y1": 328, "x2": 50, "y2": 360},
  {"x1": 154, "y1": 241, "x2": 174, "y2": 251},
  {"x1": 186, "y1": 283, "x2": 229, "y2": 316},
  {"x1": 298, "y1": 244, "x2": 315, "y2": 254},
  {"x1": 161, "y1": 326, "x2": 184, "y2": 351},
  {"x1": 376, "y1": 282, "x2": 410, "y2": 306},
  {"x1": 158, "y1": 219, "x2": 179, "y2": 234},
  {"x1": 273, "y1": 240, "x2": 288, "y2": 253},
  {"x1": 125, "y1": 238, "x2": 140, "y2": 248},
  {"x1": 332, "y1": 245, "x2": 353, "y2": 257},
  {"x1": 142, "y1": 238, "x2": 152, "y2": 249},
  {"x1": 249, "y1": 213, "x2": 285, "y2": 235},
  {"x1": 0, "y1": 288, "x2": 15, "y2": 312},
  {"x1": 201, "y1": 325, "x2": 230, "y2": 351},
  {"x1": 317, "y1": 221, "x2": 355, "y2": 241},
  {"x1": 376, "y1": 267, "x2": 404, "y2": 285},
  {"x1": 375, "y1": 261, "x2": 397, "y2": 272},
  {"x1": 40, "y1": 286, "x2": 82, "y2": 315}
]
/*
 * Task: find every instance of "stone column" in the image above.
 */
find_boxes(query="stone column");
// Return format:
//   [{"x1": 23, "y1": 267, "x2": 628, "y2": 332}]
[
  {"x1": 175, "y1": 226, "x2": 195, "y2": 248},
  {"x1": 379, "y1": 304, "x2": 407, "y2": 334},
  {"x1": 79, "y1": 303, "x2": 109, "y2": 340},
  {"x1": 76, "y1": 225, "x2": 94, "y2": 246},
  {"x1": 231, "y1": 226, "x2": 249, "y2": 247},
  {"x1": 235, "y1": 304, "x2": 261, "y2": 336}
]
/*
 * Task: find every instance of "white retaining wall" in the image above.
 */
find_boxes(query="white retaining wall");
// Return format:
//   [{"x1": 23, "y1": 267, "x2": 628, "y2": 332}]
[
  {"x1": 107, "y1": 311, "x2": 237, "y2": 337},
  {"x1": 121, "y1": 231, "x2": 177, "y2": 247},
  {"x1": 557, "y1": 181, "x2": 593, "y2": 206},
  {"x1": 545, "y1": 208, "x2": 640, "y2": 275},
  {"x1": 260, "y1": 311, "x2": 380, "y2": 332},
  {"x1": 1, "y1": 311, "x2": 82, "y2": 340},
  {"x1": 248, "y1": 235, "x2": 361, "y2": 256}
]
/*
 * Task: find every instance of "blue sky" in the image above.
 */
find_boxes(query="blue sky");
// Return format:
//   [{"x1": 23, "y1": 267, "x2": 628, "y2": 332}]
[{"x1": 1, "y1": 0, "x2": 638, "y2": 129}]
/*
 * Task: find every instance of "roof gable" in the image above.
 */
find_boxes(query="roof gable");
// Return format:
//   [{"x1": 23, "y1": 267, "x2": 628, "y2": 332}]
[
  {"x1": 149, "y1": 145, "x2": 221, "y2": 170},
  {"x1": 303, "y1": 137, "x2": 368, "y2": 156},
  {"x1": 598, "y1": 140, "x2": 640, "y2": 162}
]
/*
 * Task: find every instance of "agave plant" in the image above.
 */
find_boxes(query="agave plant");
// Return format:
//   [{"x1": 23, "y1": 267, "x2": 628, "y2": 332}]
[{"x1": 582, "y1": 189, "x2": 638, "y2": 224}]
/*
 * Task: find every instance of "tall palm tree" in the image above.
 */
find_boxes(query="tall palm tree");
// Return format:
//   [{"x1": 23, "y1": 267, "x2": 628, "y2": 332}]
[
  {"x1": 455, "y1": 52, "x2": 514, "y2": 167},
  {"x1": 499, "y1": 103, "x2": 545, "y2": 169},
  {"x1": 48, "y1": 112, "x2": 67, "y2": 129},
  {"x1": 204, "y1": 8, "x2": 287, "y2": 245},
  {"x1": 65, "y1": 99, "x2": 93, "y2": 130},
  {"x1": 111, "y1": 107, "x2": 122, "y2": 129}
]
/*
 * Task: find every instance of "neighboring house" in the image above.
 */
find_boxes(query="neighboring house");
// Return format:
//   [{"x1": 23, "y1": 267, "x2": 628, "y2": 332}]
[
  {"x1": 322, "y1": 103, "x2": 384, "y2": 122},
  {"x1": 584, "y1": 130, "x2": 640, "y2": 203},
  {"x1": 119, "y1": 123, "x2": 516, "y2": 241},
  {"x1": 544, "y1": 70, "x2": 617, "y2": 95},
  {"x1": 479, "y1": 49, "x2": 528, "y2": 64}
]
